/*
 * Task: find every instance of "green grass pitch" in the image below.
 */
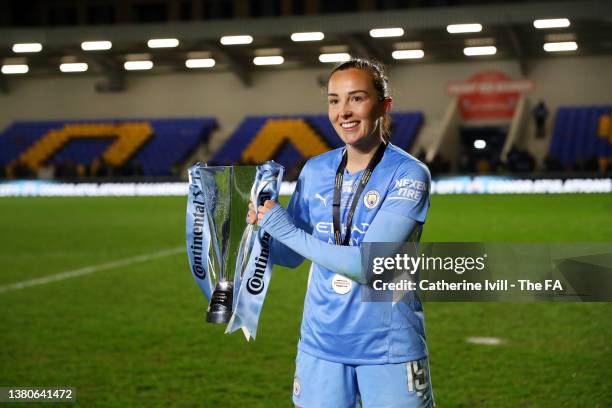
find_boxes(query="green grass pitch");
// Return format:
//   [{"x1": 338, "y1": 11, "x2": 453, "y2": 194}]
[{"x1": 0, "y1": 194, "x2": 610, "y2": 407}]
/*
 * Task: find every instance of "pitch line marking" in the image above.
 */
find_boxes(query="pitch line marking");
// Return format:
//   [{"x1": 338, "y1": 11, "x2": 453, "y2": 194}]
[
  {"x1": 466, "y1": 336, "x2": 504, "y2": 345},
  {"x1": 0, "y1": 246, "x2": 183, "y2": 294}
]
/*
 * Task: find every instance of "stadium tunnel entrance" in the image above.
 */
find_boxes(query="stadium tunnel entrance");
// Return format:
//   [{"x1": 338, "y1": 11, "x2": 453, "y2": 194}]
[{"x1": 458, "y1": 125, "x2": 508, "y2": 174}]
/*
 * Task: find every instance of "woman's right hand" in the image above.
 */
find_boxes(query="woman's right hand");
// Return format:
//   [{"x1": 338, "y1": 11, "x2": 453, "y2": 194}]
[{"x1": 246, "y1": 203, "x2": 257, "y2": 225}]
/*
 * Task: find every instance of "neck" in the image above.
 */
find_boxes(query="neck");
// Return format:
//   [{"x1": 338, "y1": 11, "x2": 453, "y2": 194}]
[{"x1": 345, "y1": 136, "x2": 383, "y2": 173}]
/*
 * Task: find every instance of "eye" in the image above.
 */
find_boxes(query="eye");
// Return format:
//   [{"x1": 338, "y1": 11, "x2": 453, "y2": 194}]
[
  {"x1": 328, "y1": 98, "x2": 339, "y2": 105},
  {"x1": 351, "y1": 95, "x2": 364, "y2": 102}
]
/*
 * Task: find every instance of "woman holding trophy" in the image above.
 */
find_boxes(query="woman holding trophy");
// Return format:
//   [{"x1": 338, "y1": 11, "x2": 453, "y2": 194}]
[{"x1": 247, "y1": 58, "x2": 434, "y2": 408}]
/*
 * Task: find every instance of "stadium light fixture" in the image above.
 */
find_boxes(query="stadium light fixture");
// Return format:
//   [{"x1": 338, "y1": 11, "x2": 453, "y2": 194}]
[
  {"x1": 81, "y1": 41, "x2": 112, "y2": 51},
  {"x1": 147, "y1": 38, "x2": 180, "y2": 48},
  {"x1": 220, "y1": 35, "x2": 253, "y2": 45},
  {"x1": 543, "y1": 41, "x2": 578, "y2": 52},
  {"x1": 59, "y1": 63, "x2": 88, "y2": 73},
  {"x1": 447, "y1": 24, "x2": 482, "y2": 34},
  {"x1": 392, "y1": 49, "x2": 424, "y2": 60},
  {"x1": 1, "y1": 64, "x2": 29, "y2": 74},
  {"x1": 319, "y1": 53, "x2": 351, "y2": 63},
  {"x1": 291, "y1": 32, "x2": 325, "y2": 42},
  {"x1": 463, "y1": 46, "x2": 497, "y2": 56},
  {"x1": 369, "y1": 28, "x2": 404, "y2": 38},
  {"x1": 253, "y1": 56, "x2": 284, "y2": 66},
  {"x1": 124, "y1": 61, "x2": 153, "y2": 71},
  {"x1": 185, "y1": 58, "x2": 216, "y2": 69},
  {"x1": 533, "y1": 18, "x2": 570, "y2": 29},
  {"x1": 474, "y1": 139, "x2": 486, "y2": 149},
  {"x1": 12, "y1": 43, "x2": 42, "y2": 53}
]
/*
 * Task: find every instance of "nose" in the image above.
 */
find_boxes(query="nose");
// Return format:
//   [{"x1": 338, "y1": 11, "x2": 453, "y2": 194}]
[{"x1": 340, "y1": 101, "x2": 352, "y2": 119}]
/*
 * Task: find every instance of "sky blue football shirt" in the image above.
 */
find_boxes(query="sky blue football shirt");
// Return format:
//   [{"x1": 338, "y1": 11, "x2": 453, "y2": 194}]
[{"x1": 265, "y1": 143, "x2": 431, "y2": 364}]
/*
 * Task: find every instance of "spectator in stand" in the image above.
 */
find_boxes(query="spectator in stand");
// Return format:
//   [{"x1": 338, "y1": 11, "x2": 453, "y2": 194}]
[
  {"x1": 117, "y1": 162, "x2": 132, "y2": 177},
  {"x1": 532, "y1": 100, "x2": 549, "y2": 139},
  {"x1": 507, "y1": 145, "x2": 536, "y2": 173},
  {"x1": 491, "y1": 156, "x2": 506, "y2": 173},
  {"x1": 133, "y1": 162, "x2": 144, "y2": 177},
  {"x1": 76, "y1": 164, "x2": 87, "y2": 179},
  {"x1": 92, "y1": 158, "x2": 114, "y2": 178},
  {"x1": 428, "y1": 153, "x2": 451, "y2": 176},
  {"x1": 90, "y1": 158, "x2": 101, "y2": 177},
  {"x1": 57, "y1": 159, "x2": 77, "y2": 179},
  {"x1": 543, "y1": 155, "x2": 562, "y2": 173},
  {"x1": 598, "y1": 157, "x2": 608, "y2": 174},
  {"x1": 37, "y1": 164, "x2": 55, "y2": 180},
  {"x1": 457, "y1": 150, "x2": 475, "y2": 173},
  {"x1": 13, "y1": 160, "x2": 35, "y2": 179}
]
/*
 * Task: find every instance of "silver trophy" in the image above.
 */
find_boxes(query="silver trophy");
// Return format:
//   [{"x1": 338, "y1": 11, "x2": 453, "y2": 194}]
[{"x1": 186, "y1": 162, "x2": 284, "y2": 328}]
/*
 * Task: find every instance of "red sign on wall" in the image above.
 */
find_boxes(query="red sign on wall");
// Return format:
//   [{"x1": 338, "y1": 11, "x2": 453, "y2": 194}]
[{"x1": 447, "y1": 71, "x2": 534, "y2": 120}]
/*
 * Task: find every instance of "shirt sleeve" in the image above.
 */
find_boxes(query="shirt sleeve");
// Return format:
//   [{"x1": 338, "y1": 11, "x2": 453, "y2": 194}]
[
  {"x1": 380, "y1": 160, "x2": 431, "y2": 223},
  {"x1": 260, "y1": 205, "x2": 417, "y2": 283},
  {"x1": 269, "y1": 165, "x2": 312, "y2": 268}
]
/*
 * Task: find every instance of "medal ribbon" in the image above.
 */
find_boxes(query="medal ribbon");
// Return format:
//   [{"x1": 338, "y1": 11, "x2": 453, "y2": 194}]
[{"x1": 332, "y1": 142, "x2": 387, "y2": 246}]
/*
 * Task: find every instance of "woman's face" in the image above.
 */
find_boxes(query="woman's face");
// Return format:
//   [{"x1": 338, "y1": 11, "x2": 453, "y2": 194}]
[{"x1": 327, "y1": 68, "x2": 386, "y2": 149}]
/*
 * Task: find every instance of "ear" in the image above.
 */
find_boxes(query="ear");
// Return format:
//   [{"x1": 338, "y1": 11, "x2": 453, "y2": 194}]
[{"x1": 381, "y1": 97, "x2": 393, "y2": 115}]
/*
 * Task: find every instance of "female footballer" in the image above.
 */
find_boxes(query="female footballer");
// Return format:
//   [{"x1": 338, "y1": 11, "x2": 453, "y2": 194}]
[{"x1": 247, "y1": 58, "x2": 434, "y2": 408}]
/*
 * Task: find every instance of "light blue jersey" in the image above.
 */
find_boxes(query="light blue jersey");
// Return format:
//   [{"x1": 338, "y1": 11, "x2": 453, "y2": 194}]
[{"x1": 265, "y1": 143, "x2": 431, "y2": 365}]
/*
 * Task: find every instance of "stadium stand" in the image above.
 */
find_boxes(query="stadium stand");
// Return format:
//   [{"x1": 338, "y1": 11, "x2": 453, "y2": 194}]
[
  {"x1": 50, "y1": 138, "x2": 114, "y2": 166},
  {"x1": 211, "y1": 112, "x2": 424, "y2": 175},
  {"x1": 129, "y1": 119, "x2": 217, "y2": 176},
  {"x1": 548, "y1": 106, "x2": 612, "y2": 171},
  {"x1": 0, "y1": 118, "x2": 217, "y2": 177}
]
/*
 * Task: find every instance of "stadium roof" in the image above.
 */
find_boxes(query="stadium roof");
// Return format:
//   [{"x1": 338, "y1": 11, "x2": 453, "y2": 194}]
[{"x1": 0, "y1": 0, "x2": 611, "y2": 90}]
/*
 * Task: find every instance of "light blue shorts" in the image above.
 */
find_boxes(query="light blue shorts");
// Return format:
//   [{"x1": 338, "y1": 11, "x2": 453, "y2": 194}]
[{"x1": 292, "y1": 350, "x2": 434, "y2": 408}]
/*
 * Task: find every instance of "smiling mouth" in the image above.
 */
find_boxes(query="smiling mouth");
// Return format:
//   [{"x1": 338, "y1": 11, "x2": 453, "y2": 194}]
[{"x1": 341, "y1": 121, "x2": 359, "y2": 129}]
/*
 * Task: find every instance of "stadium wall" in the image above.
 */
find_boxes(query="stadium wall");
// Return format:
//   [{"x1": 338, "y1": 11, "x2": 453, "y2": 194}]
[{"x1": 1, "y1": 55, "x2": 611, "y2": 151}]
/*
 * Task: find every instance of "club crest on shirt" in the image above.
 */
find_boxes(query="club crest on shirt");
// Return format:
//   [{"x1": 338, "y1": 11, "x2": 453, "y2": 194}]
[{"x1": 363, "y1": 189, "x2": 380, "y2": 209}]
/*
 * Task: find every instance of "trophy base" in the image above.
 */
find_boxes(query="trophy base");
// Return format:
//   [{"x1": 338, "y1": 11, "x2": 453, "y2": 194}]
[{"x1": 206, "y1": 282, "x2": 233, "y2": 324}]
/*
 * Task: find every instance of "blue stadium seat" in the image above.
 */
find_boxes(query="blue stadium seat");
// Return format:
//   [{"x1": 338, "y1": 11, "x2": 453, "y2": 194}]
[
  {"x1": 549, "y1": 107, "x2": 566, "y2": 159},
  {"x1": 584, "y1": 108, "x2": 601, "y2": 158},
  {"x1": 0, "y1": 118, "x2": 217, "y2": 176},
  {"x1": 560, "y1": 108, "x2": 577, "y2": 166},
  {"x1": 211, "y1": 112, "x2": 424, "y2": 168},
  {"x1": 130, "y1": 118, "x2": 217, "y2": 176},
  {"x1": 49, "y1": 138, "x2": 114, "y2": 165},
  {"x1": 548, "y1": 105, "x2": 611, "y2": 167}
]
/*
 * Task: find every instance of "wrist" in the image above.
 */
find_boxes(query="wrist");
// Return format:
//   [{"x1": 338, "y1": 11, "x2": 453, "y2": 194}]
[{"x1": 259, "y1": 203, "x2": 283, "y2": 228}]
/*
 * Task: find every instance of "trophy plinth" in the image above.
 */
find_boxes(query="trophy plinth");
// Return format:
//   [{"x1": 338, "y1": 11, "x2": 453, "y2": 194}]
[{"x1": 206, "y1": 282, "x2": 234, "y2": 324}]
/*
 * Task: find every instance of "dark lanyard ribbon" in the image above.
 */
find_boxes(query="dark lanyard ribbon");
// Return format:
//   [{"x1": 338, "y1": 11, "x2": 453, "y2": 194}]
[{"x1": 332, "y1": 142, "x2": 387, "y2": 246}]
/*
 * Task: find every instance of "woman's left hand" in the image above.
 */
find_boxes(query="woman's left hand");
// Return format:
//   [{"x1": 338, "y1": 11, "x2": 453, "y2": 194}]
[{"x1": 256, "y1": 199, "x2": 277, "y2": 224}]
